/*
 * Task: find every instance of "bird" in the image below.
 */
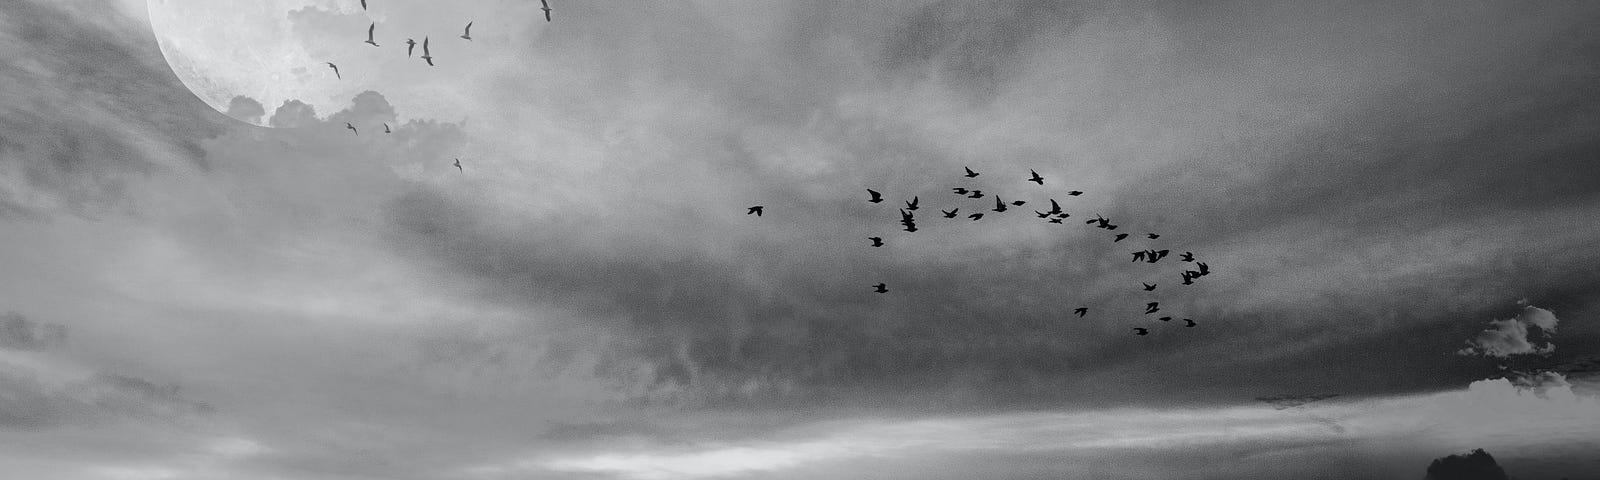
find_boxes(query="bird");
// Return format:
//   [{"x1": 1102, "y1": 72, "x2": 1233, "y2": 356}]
[
  {"x1": 1086, "y1": 215, "x2": 1106, "y2": 225},
  {"x1": 1142, "y1": 282, "x2": 1156, "y2": 291},
  {"x1": 1036, "y1": 211, "x2": 1051, "y2": 219},
  {"x1": 867, "y1": 189, "x2": 883, "y2": 203},
  {"x1": 1196, "y1": 262, "x2": 1211, "y2": 276},
  {"x1": 1131, "y1": 251, "x2": 1147, "y2": 262},
  {"x1": 964, "y1": 166, "x2": 979, "y2": 178},
  {"x1": 747, "y1": 206, "x2": 764, "y2": 216},
  {"x1": 1054, "y1": 212, "x2": 1070, "y2": 218},
  {"x1": 1113, "y1": 233, "x2": 1129, "y2": 242},
  {"x1": 992, "y1": 197, "x2": 1008, "y2": 213},
  {"x1": 1159, "y1": 316, "x2": 1172, "y2": 322},
  {"x1": 942, "y1": 209, "x2": 958, "y2": 218},
  {"x1": 1046, "y1": 199, "x2": 1062, "y2": 215},
  {"x1": 1180, "y1": 271, "x2": 1197, "y2": 285},
  {"x1": 869, "y1": 237, "x2": 884, "y2": 247},
  {"x1": 452, "y1": 158, "x2": 462, "y2": 173},
  {"x1": 1179, "y1": 252, "x2": 1195, "y2": 262},
  {"x1": 952, "y1": 187, "x2": 968, "y2": 195},
  {"x1": 1145, "y1": 302, "x2": 1160, "y2": 314},
  {"x1": 326, "y1": 62, "x2": 340, "y2": 79},
  {"x1": 360, "y1": 0, "x2": 367, "y2": 10},
  {"x1": 967, "y1": 190, "x2": 984, "y2": 199},
  {"x1": 1028, "y1": 169, "x2": 1045, "y2": 185},
  {"x1": 1147, "y1": 233, "x2": 1159, "y2": 239},
  {"x1": 1048, "y1": 218, "x2": 1063, "y2": 223},
  {"x1": 364, "y1": 23, "x2": 379, "y2": 46},
  {"x1": 905, "y1": 196, "x2": 919, "y2": 211},
  {"x1": 405, "y1": 38, "x2": 417, "y2": 57},
  {"x1": 540, "y1": 0, "x2": 553, "y2": 22},
  {"x1": 345, "y1": 122, "x2": 358, "y2": 135},
  {"x1": 460, "y1": 22, "x2": 473, "y2": 40},
  {"x1": 873, "y1": 283, "x2": 887, "y2": 293},
  {"x1": 1183, "y1": 318, "x2": 1196, "y2": 327},
  {"x1": 383, "y1": 123, "x2": 391, "y2": 133},
  {"x1": 1152, "y1": 250, "x2": 1170, "y2": 262},
  {"x1": 1067, "y1": 191, "x2": 1083, "y2": 196},
  {"x1": 421, "y1": 37, "x2": 434, "y2": 65},
  {"x1": 1074, "y1": 307, "x2": 1087, "y2": 317},
  {"x1": 1133, "y1": 327, "x2": 1149, "y2": 336},
  {"x1": 968, "y1": 213, "x2": 984, "y2": 220},
  {"x1": 1011, "y1": 200, "x2": 1026, "y2": 206}
]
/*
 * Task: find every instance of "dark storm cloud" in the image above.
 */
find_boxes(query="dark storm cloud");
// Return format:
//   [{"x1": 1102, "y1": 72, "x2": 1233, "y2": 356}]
[
  {"x1": 0, "y1": 0, "x2": 224, "y2": 219},
  {"x1": 383, "y1": 0, "x2": 1600, "y2": 410},
  {"x1": 0, "y1": 311, "x2": 66, "y2": 351}
]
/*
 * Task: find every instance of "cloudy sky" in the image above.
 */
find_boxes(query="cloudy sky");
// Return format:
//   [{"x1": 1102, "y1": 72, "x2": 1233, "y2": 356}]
[{"x1": 3, "y1": 0, "x2": 1599, "y2": 478}]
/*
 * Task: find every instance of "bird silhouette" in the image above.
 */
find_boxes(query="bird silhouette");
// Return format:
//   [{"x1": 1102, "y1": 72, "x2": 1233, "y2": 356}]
[
  {"x1": 1152, "y1": 250, "x2": 1170, "y2": 262},
  {"x1": 1113, "y1": 233, "x2": 1129, "y2": 242},
  {"x1": 1028, "y1": 169, "x2": 1044, "y2": 185},
  {"x1": 967, "y1": 190, "x2": 984, "y2": 199},
  {"x1": 1142, "y1": 282, "x2": 1156, "y2": 291},
  {"x1": 405, "y1": 38, "x2": 416, "y2": 57},
  {"x1": 1147, "y1": 233, "x2": 1159, "y2": 239},
  {"x1": 952, "y1": 187, "x2": 968, "y2": 195},
  {"x1": 1159, "y1": 316, "x2": 1172, "y2": 322},
  {"x1": 360, "y1": 0, "x2": 367, "y2": 10},
  {"x1": 992, "y1": 197, "x2": 1007, "y2": 213},
  {"x1": 942, "y1": 209, "x2": 958, "y2": 218},
  {"x1": 345, "y1": 122, "x2": 358, "y2": 135},
  {"x1": 1054, "y1": 212, "x2": 1070, "y2": 218},
  {"x1": 1036, "y1": 211, "x2": 1051, "y2": 219},
  {"x1": 1134, "y1": 327, "x2": 1149, "y2": 336},
  {"x1": 364, "y1": 23, "x2": 379, "y2": 46},
  {"x1": 1046, "y1": 199, "x2": 1062, "y2": 215},
  {"x1": 452, "y1": 158, "x2": 462, "y2": 173},
  {"x1": 1074, "y1": 307, "x2": 1087, "y2": 317},
  {"x1": 873, "y1": 283, "x2": 887, "y2": 293},
  {"x1": 1048, "y1": 218, "x2": 1063, "y2": 223},
  {"x1": 869, "y1": 237, "x2": 884, "y2": 247},
  {"x1": 421, "y1": 37, "x2": 434, "y2": 65},
  {"x1": 747, "y1": 206, "x2": 764, "y2": 216},
  {"x1": 1180, "y1": 271, "x2": 1197, "y2": 285},
  {"x1": 1011, "y1": 200, "x2": 1026, "y2": 206},
  {"x1": 905, "y1": 196, "x2": 919, "y2": 211},
  {"x1": 383, "y1": 123, "x2": 391, "y2": 134},
  {"x1": 1183, "y1": 318, "x2": 1196, "y2": 327},
  {"x1": 1196, "y1": 262, "x2": 1210, "y2": 276},
  {"x1": 1131, "y1": 251, "x2": 1147, "y2": 262},
  {"x1": 964, "y1": 166, "x2": 979, "y2": 178},
  {"x1": 1067, "y1": 191, "x2": 1083, "y2": 196},
  {"x1": 1086, "y1": 215, "x2": 1106, "y2": 225},
  {"x1": 326, "y1": 62, "x2": 340, "y2": 79},
  {"x1": 968, "y1": 213, "x2": 984, "y2": 220},
  {"x1": 1145, "y1": 302, "x2": 1160, "y2": 314},
  {"x1": 460, "y1": 22, "x2": 473, "y2": 40},
  {"x1": 867, "y1": 189, "x2": 883, "y2": 203},
  {"x1": 1179, "y1": 252, "x2": 1195, "y2": 262},
  {"x1": 540, "y1": 0, "x2": 553, "y2": 21}
]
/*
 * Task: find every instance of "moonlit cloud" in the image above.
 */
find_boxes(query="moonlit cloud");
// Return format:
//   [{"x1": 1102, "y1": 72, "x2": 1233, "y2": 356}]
[{"x1": 1458, "y1": 305, "x2": 1560, "y2": 358}]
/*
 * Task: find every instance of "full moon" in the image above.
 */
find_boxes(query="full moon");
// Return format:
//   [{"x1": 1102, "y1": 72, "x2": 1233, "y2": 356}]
[{"x1": 147, "y1": 0, "x2": 545, "y2": 126}]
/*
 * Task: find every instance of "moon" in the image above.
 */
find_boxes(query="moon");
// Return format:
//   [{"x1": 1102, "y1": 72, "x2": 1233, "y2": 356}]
[{"x1": 146, "y1": 0, "x2": 545, "y2": 127}]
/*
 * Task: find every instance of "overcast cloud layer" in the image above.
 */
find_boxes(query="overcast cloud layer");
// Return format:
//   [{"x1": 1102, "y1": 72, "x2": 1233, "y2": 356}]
[{"x1": 3, "y1": 0, "x2": 1599, "y2": 478}]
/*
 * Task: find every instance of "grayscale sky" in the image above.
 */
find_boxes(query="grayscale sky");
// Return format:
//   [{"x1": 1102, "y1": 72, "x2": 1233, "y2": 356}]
[{"x1": 2, "y1": 0, "x2": 1599, "y2": 479}]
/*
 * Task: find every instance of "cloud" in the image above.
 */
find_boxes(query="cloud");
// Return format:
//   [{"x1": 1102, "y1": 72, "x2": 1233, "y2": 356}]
[
  {"x1": 225, "y1": 96, "x2": 265, "y2": 125},
  {"x1": 1424, "y1": 448, "x2": 1510, "y2": 480},
  {"x1": 1457, "y1": 305, "x2": 1559, "y2": 358},
  {"x1": 0, "y1": 311, "x2": 67, "y2": 351},
  {"x1": 1257, "y1": 393, "x2": 1340, "y2": 410}
]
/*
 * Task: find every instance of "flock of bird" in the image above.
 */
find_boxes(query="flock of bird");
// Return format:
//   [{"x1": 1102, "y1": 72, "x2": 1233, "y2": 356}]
[
  {"x1": 750, "y1": 166, "x2": 1217, "y2": 336},
  {"x1": 327, "y1": 0, "x2": 556, "y2": 175}
]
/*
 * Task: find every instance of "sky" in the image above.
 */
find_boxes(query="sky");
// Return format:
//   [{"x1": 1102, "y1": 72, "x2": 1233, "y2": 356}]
[{"x1": 2, "y1": 0, "x2": 1599, "y2": 478}]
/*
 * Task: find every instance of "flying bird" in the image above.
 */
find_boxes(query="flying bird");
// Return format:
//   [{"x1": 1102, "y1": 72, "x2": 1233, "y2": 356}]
[
  {"x1": 964, "y1": 166, "x2": 979, "y2": 178},
  {"x1": 942, "y1": 209, "x2": 958, "y2": 218},
  {"x1": 1113, "y1": 233, "x2": 1129, "y2": 242},
  {"x1": 1011, "y1": 200, "x2": 1026, "y2": 206},
  {"x1": 1147, "y1": 233, "x2": 1159, "y2": 239},
  {"x1": 967, "y1": 190, "x2": 984, "y2": 198},
  {"x1": 345, "y1": 122, "x2": 357, "y2": 135},
  {"x1": 968, "y1": 213, "x2": 984, "y2": 220},
  {"x1": 952, "y1": 187, "x2": 968, "y2": 195},
  {"x1": 747, "y1": 206, "x2": 764, "y2": 216},
  {"x1": 1180, "y1": 252, "x2": 1195, "y2": 262},
  {"x1": 1046, "y1": 199, "x2": 1062, "y2": 215},
  {"x1": 1036, "y1": 211, "x2": 1051, "y2": 219},
  {"x1": 873, "y1": 283, "x2": 888, "y2": 293},
  {"x1": 326, "y1": 62, "x2": 340, "y2": 79},
  {"x1": 364, "y1": 23, "x2": 379, "y2": 46},
  {"x1": 1184, "y1": 318, "x2": 1196, "y2": 327},
  {"x1": 1067, "y1": 191, "x2": 1083, "y2": 196},
  {"x1": 1048, "y1": 218, "x2": 1063, "y2": 223},
  {"x1": 405, "y1": 38, "x2": 416, "y2": 57},
  {"x1": 421, "y1": 37, "x2": 434, "y2": 65},
  {"x1": 1145, "y1": 302, "x2": 1160, "y2": 314},
  {"x1": 383, "y1": 123, "x2": 391, "y2": 134},
  {"x1": 905, "y1": 196, "x2": 919, "y2": 211},
  {"x1": 869, "y1": 237, "x2": 884, "y2": 247},
  {"x1": 992, "y1": 197, "x2": 1007, "y2": 213},
  {"x1": 1074, "y1": 307, "x2": 1087, "y2": 317},
  {"x1": 867, "y1": 189, "x2": 883, "y2": 203},
  {"x1": 1134, "y1": 328, "x2": 1149, "y2": 336},
  {"x1": 460, "y1": 22, "x2": 473, "y2": 40},
  {"x1": 1159, "y1": 316, "x2": 1172, "y2": 322},
  {"x1": 1180, "y1": 271, "x2": 1197, "y2": 285},
  {"x1": 452, "y1": 158, "x2": 462, "y2": 173},
  {"x1": 1132, "y1": 251, "x2": 1147, "y2": 262},
  {"x1": 1142, "y1": 282, "x2": 1156, "y2": 291},
  {"x1": 1028, "y1": 169, "x2": 1044, "y2": 185},
  {"x1": 360, "y1": 0, "x2": 367, "y2": 10},
  {"x1": 1197, "y1": 262, "x2": 1211, "y2": 276},
  {"x1": 540, "y1": 0, "x2": 553, "y2": 21}
]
